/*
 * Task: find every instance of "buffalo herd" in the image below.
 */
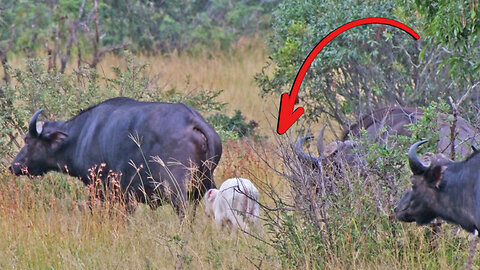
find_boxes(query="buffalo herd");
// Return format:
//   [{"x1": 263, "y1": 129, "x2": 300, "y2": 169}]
[
  {"x1": 294, "y1": 106, "x2": 480, "y2": 235},
  {"x1": 295, "y1": 106, "x2": 480, "y2": 169},
  {"x1": 8, "y1": 99, "x2": 480, "y2": 235}
]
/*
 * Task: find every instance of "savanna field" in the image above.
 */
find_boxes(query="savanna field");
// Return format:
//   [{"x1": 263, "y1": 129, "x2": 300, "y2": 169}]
[
  {"x1": 1, "y1": 1, "x2": 480, "y2": 269},
  {"x1": 0, "y1": 40, "x2": 478, "y2": 270},
  {"x1": 0, "y1": 42, "x2": 278, "y2": 269}
]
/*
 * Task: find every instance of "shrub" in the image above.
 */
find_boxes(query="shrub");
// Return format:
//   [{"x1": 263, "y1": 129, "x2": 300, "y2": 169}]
[
  {"x1": 207, "y1": 110, "x2": 260, "y2": 141},
  {"x1": 259, "y1": 101, "x2": 475, "y2": 268},
  {"x1": 256, "y1": 0, "x2": 478, "y2": 129}
]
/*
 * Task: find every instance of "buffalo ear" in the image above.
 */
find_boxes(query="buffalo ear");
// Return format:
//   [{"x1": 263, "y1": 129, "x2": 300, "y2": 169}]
[
  {"x1": 44, "y1": 130, "x2": 68, "y2": 151},
  {"x1": 426, "y1": 165, "x2": 443, "y2": 188}
]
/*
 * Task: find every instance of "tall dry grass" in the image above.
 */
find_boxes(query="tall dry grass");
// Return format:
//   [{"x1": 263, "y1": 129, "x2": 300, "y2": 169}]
[
  {"x1": 3, "y1": 39, "x2": 480, "y2": 269},
  {"x1": 95, "y1": 39, "x2": 280, "y2": 137},
  {"x1": 3, "y1": 40, "x2": 284, "y2": 269},
  {"x1": 0, "y1": 139, "x2": 282, "y2": 269}
]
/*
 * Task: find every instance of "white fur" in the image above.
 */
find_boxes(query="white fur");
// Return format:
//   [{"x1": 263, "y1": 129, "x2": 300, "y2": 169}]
[{"x1": 204, "y1": 177, "x2": 260, "y2": 231}]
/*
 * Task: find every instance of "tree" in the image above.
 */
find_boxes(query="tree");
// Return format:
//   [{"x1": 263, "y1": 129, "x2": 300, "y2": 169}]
[
  {"x1": 412, "y1": 0, "x2": 480, "y2": 104},
  {"x1": 1, "y1": 0, "x2": 278, "y2": 78},
  {"x1": 256, "y1": 0, "x2": 478, "y2": 131}
]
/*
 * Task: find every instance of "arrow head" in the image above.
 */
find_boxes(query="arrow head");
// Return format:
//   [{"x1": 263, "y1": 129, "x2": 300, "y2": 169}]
[{"x1": 277, "y1": 93, "x2": 304, "y2": 134}]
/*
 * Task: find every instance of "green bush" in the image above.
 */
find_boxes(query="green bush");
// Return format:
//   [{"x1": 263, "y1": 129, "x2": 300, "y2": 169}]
[
  {"x1": 0, "y1": 0, "x2": 279, "y2": 56},
  {"x1": 207, "y1": 110, "x2": 260, "y2": 141},
  {"x1": 262, "y1": 101, "x2": 473, "y2": 268},
  {"x1": 256, "y1": 0, "x2": 479, "y2": 128}
]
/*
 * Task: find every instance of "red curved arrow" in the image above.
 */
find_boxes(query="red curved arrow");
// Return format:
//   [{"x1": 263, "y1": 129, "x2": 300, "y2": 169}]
[{"x1": 277, "y1": 17, "x2": 420, "y2": 135}]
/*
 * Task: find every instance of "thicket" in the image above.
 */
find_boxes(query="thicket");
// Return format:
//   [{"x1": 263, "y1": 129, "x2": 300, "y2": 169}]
[
  {"x1": 256, "y1": 0, "x2": 480, "y2": 130},
  {"x1": 257, "y1": 101, "x2": 480, "y2": 268},
  {"x1": 253, "y1": 0, "x2": 480, "y2": 268},
  {"x1": 0, "y1": 0, "x2": 278, "y2": 64}
]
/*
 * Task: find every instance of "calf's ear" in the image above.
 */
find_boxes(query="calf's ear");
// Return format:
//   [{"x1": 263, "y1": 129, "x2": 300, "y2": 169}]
[
  {"x1": 426, "y1": 165, "x2": 443, "y2": 188},
  {"x1": 206, "y1": 189, "x2": 217, "y2": 202}
]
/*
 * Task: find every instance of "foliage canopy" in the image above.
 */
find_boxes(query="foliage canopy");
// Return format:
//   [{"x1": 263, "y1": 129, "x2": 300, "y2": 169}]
[{"x1": 256, "y1": 0, "x2": 480, "y2": 130}]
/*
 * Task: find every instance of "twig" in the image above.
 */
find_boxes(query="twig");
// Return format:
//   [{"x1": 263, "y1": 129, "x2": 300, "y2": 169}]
[
  {"x1": 245, "y1": 255, "x2": 263, "y2": 270},
  {"x1": 447, "y1": 96, "x2": 458, "y2": 160},
  {"x1": 50, "y1": 16, "x2": 64, "y2": 72},
  {"x1": 90, "y1": 41, "x2": 130, "y2": 68},
  {"x1": 447, "y1": 84, "x2": 478, "y2": 160},
  {"x1": 79, "y1": 0, "x2": 130, "y2": 69},
  {"x1": 7, "y1": 132, "x2": 21, "y2": 149},
  {"x1": 60, "y1": 0, "x2": 86, "y2": 73}
]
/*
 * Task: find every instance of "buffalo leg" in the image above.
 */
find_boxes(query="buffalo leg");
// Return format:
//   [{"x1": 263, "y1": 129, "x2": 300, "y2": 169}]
[{"x1": 167, "y1": 166, "x2": 189, "y2": 217}]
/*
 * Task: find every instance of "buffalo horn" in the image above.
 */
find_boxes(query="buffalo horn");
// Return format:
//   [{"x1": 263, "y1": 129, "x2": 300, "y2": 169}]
[
  {"x1": 294, "y1": 136, "x2": 323, "y2": 166},
  {"x1": 316, "y1": 125, "x2": 326, "y2": 157},
  {"x1": 408, "y1": 140, "x2": 428, "y2": 175},
  {"x1": 28, "y1": 109, "x2": 44, "y2": 137}
]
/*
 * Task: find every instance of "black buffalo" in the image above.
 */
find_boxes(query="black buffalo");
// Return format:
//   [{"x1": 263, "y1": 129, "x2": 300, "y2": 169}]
[
  {"x1": 343, "y1": 106, "x2": 420, "y2": 140},
  {"x1": 9, "y1": 97, "x2": 222, "y2": 214},
  {"x1": 344, "y1": 106, "x2": 480, "y2": 158},
  {"x1": 295, "y1": 107, "x2": 480, "y2": 168},
  {"x1": 395, "y1": 140, "x2": 480, "y2": 233},
  {"x1": 294, "y1": 125, "x2": 363, "y2": 169}
]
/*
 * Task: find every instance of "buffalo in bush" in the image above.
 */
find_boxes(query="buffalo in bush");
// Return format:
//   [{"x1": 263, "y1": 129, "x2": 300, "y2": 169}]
[
  {"x1": 395, "y1": 140, "x2": 480, "y2": 234},
  {"x1": 9, "y1": 97, "x2": 222, "y2": 214},
  {"x1": 295, "y1": 107, "x2": 480, "y2": 169}
]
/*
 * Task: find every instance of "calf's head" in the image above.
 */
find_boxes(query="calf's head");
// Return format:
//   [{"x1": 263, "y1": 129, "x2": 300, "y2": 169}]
[
  {"x1": 203, "y1": 189, "x2": 219, "y2": 217},
  {"x1": 395, "y1": 140, "x2": 452, "y2": 225},
  {"x1": 9, "y1": 110, "x2": 69, "y2": 176}
]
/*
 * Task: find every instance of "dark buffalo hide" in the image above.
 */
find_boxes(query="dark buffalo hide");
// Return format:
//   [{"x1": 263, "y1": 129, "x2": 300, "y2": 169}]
[
  {"x1": 295, "y1": 106, "x2": 480, "y2": 169},
  {"x1": 395, "y1": 140, "x2": 480, "y2": 234},
  {"x1": 9, "y1": 97, "x2": 222, "y2": 214}
]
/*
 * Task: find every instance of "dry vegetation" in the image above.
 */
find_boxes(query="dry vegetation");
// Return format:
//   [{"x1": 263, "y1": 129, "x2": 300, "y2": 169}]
[
  {"x1": 0, "y1": 139, "x2": 282, "y2": 269},
  {"x1": 2, "y1": 40, "x2": 479, "y2": 269},
  {"x1": 0, "y1": 42, "x2": 285, "y2": 269},
  {"x1": 97, "y1": 39, "x2": 280, "y2": 136}
]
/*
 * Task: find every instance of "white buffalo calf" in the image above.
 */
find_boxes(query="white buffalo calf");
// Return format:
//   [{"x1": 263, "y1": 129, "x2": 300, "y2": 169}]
[{"x1": 204, "y1": 177, "x2": 260, "y2": 231}]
